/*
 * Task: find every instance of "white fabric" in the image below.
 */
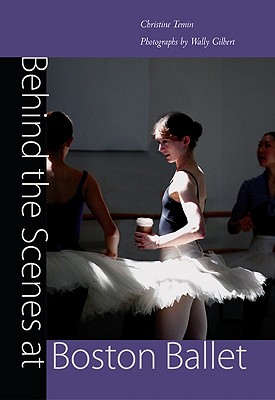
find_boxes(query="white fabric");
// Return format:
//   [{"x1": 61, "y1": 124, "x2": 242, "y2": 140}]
[
  {"x1": 47, "y1": 241, "x2": 266, "y2": 319},
  {"x1": 222, "y1": 235, "x2": 275, "y2": 279}
]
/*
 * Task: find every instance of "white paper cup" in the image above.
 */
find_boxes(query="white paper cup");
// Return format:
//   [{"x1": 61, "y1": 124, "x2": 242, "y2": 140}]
[{"x1": 136, "y1": 217, "x2": 154, "y2": 234}]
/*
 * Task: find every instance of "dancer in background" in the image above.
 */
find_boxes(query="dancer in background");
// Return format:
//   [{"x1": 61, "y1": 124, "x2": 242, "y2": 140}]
[
  {"x1": 134, "y1": 112, "x2": 266, "y2": 339},
  {"x1": 46, "y1": 111, "x2": 120, "y2": 338},
  {"x1": 224, "y1": 131, "x2": 275, "y2": 339},
  {"x1": 47, "y1": 110, "x2": 265, "y2": 340}
]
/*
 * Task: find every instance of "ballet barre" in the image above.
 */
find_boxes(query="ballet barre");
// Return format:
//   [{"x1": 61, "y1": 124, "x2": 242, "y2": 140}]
[
  {"x1": 83, "y1": 211, "x2": 232, "y2": 220},
  {"x1": 82, "y1": 211, "x2": 245, "y2": 254}
]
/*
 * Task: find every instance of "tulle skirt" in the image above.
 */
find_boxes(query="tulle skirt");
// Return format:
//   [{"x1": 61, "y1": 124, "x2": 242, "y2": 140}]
[
  {"x1": 222, "y1": 235, "x2": 275, "y2": 279},
  {"x1": 47, "y1": 241, "x2": 266, "y2": 319}
]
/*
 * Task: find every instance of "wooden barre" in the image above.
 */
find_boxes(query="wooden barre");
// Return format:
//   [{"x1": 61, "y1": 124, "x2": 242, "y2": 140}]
[
  {"x1": 82, "y1": 211, "x2": 246, "y2": 253},
  {"x1": 83, "y1": 211, "x2": 232, "y2": 220}
]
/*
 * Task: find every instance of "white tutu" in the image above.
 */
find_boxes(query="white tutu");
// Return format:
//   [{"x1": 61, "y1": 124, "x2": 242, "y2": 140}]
[
  {"x1": 222, "y1": 236, "x2": 275, "y2": 279},
  {"x1": 47, "y1": 241, "x2": 266, "y2": 320}
]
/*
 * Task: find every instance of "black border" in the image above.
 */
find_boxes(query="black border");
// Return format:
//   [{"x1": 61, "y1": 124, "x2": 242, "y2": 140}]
[{"x1": 2, "y1": 58, "x2": 47, "y2": 400}]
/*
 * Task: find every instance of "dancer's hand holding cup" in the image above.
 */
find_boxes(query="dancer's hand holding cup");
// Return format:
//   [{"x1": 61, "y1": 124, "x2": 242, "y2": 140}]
[{"x1": 134, "y1": 218, "x2": 160, "y2": 250}]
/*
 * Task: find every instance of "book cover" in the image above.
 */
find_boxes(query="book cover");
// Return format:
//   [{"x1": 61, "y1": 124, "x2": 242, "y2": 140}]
[{"x1": 1, "y1": 1, "x2": 274, "y2": 399}]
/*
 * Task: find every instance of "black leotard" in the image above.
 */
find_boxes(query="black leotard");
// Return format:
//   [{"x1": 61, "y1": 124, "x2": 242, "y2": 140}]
[
  {"x1": 159, "y1": 170, "x2": 199, "y2": 235},
  {"x1": 47, "y1": 170, "x2": 88, "y2": 251}
]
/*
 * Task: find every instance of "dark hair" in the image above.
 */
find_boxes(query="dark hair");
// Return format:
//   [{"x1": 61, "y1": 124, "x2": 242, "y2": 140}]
[
  {"x1": 263, "y1": 131, "x2": 275, "y2": 139},
  {"x1": 46, "y1": 111, "x2": 73, "y2": 152},
  {"x1": 153, "y1": 111, "x2": 202, "y2": 150}
]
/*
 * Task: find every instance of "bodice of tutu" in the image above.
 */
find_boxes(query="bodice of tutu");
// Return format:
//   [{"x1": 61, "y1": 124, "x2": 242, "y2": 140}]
[
  {"x1": 160, "y1": 242, "x2": 203, "y2": 261},
  {"x1": 47, "y1": 170, "x2": 88, "y2": 251},
  {"x1": 231, "y1": 171, "x2": 275, "y2": 236}
]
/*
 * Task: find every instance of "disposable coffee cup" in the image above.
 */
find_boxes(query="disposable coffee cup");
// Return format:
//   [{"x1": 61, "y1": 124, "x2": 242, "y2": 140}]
[{"x1": 136, "y1": 217, "x2": 154, "y2": 234}]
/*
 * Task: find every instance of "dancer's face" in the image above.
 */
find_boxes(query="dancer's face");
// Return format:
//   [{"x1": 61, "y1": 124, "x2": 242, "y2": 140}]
[
  {"x1": 257, "y1": 134, "x2": 275, "y2": 168},
  {"x1": 157, "y1": 137, "x2": 185, "y2": 164}
]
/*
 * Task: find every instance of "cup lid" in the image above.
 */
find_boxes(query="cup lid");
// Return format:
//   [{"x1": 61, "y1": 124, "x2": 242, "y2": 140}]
[{"x1": 136, "y1": 217, "x2": 154, "y2": 227}]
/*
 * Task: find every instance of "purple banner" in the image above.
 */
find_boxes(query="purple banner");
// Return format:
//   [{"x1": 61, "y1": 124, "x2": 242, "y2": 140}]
[
  {"x1": 47, "y1": 340, "x2": 274, "y2": 399},
  {"x1": 0, "y1": 0, "x2": 274, "y2": 57}
]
